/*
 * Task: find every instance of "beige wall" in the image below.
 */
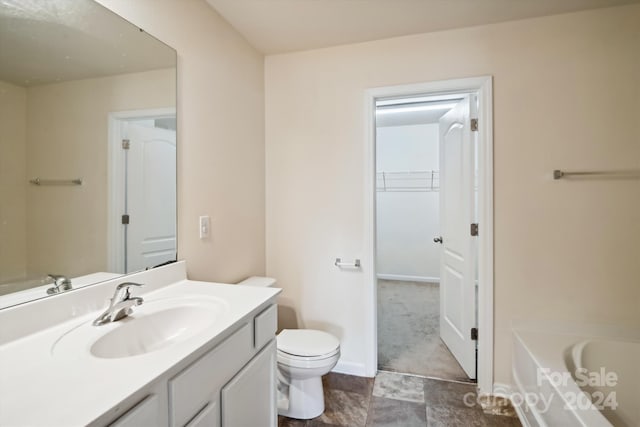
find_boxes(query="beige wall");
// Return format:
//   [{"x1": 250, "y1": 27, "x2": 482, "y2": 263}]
[
  {"x1": 0, "y1": 81, "x2": 27, "y2": 283},
  {"x1": 98, "y1": 0, "x2": 266, "y2": 283},
  {"x1": 265, "y1": 5, "x2": 640, "y2": 384},
  {"x1": 25, "y1": 69, "x2": 175, "y2": 277}
]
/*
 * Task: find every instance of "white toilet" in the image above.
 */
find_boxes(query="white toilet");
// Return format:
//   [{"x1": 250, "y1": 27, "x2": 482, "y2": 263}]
[{"x1": 238, "y1": 276, "x2": 341, "y2": 420}]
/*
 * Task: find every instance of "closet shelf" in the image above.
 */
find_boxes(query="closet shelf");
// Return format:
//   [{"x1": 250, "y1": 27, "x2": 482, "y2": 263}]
[{"x1": 376, "y1": 170, "x2": 439, "y2": 192}]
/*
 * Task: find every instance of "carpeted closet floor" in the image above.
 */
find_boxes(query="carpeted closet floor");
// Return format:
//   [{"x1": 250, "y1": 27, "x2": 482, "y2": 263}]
[{"x1": 377, "y1": 279, "x2": 470, "y2": 382}]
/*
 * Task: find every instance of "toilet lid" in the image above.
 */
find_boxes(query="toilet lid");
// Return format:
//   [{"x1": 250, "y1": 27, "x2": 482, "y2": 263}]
[{"x1": 277, "y1": 329, "x2": 340, "y2": 357}]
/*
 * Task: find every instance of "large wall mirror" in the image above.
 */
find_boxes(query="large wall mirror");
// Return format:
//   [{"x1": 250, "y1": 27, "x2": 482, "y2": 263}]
[{"x1": 0, "y1": 0, "x2": 177, "y2": 308}]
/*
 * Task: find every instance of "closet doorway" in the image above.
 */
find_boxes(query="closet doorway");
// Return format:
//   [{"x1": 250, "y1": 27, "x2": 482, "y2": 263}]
[
  {"x1": 375, "y1": 94, "x2": 471, "y2": 381},
  {"x1": 367, "y1": 77, "x2": 493, "y2": 390}
]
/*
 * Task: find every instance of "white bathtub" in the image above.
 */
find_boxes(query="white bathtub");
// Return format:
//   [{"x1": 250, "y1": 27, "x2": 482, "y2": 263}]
[{"x1": 512, "y1": 328, "x2": 640, "y2": 427}]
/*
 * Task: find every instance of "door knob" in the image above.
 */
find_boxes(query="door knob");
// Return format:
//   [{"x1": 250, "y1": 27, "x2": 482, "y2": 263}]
[{"x1": 433, "y1": 236, "x2": 443, "y2": 244}]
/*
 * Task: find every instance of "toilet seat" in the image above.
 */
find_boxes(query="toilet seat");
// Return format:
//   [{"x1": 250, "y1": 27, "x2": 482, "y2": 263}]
[
  {"x1": 277, "y1": 329, "x2": 340, "y2": 358},
  {"x1": 278, "y1": 347, "x2": 340, "y2": 362},
  {"x1": 277, "y1": 348, "x2": 340, "y2": 371}
]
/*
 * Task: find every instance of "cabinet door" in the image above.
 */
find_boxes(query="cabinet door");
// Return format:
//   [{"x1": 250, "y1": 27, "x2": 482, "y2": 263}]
[
  {"x1": 169, "y1": 324, "x2": 252, "y2": 427},
  {"x1": 221, "y1": 340, "x2": 276, "y2": 427},
  {"x1": 186, "y1": 402, "x2": 219, "y2": 427}
]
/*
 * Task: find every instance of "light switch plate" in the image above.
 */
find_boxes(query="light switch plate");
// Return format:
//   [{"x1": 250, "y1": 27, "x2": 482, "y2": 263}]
[{"x1": 199, "y1": 215, "x2": 210, "y2": 239}]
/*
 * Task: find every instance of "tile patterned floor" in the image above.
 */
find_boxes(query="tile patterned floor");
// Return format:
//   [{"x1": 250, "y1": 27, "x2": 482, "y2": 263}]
[{"x1": 278, "y1": 371, "x2": 522, "y2": 427}]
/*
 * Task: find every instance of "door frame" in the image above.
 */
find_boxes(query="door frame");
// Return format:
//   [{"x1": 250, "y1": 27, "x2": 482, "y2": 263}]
[
  {"x1": 106, "y1": 107, "x2": 176, "y2": 273},
  {"x1": 363, "y1": 76, "x2": 494, "y2": 395}
]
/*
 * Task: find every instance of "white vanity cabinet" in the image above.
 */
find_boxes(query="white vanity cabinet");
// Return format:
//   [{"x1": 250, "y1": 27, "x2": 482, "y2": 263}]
[
  {"x1": 169, "y1": 324, "x2": 253, "y2": 426},
  {"x1": 110, "y1": 394, "x2": 165, "y2": 427},
  {"x1": 185, "y1": 402, "x2": 219, "y2": 427},
  {"x1": 172, "y1": 303, "x2": 278, "y2": 427},
  {"x1": 107, "y1": 303, "x2": 278, "y2": 427},
  {"x1": 0, "y1": 263, "x2": 282, "y2": 427}
]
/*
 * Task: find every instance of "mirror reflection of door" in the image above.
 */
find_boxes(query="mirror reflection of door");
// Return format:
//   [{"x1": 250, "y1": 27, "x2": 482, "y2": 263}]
[
  {"x1": 109, "y1": 112, "x2": 177, "y2": 274},
  {"x1": 124, "y1": 120, "x2": 177, "y2": 273}
]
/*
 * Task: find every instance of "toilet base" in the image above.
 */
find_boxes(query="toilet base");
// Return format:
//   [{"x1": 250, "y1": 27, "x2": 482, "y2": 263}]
[{"x1": 278, "y1": 376, "x2": 324, "y2": 419}]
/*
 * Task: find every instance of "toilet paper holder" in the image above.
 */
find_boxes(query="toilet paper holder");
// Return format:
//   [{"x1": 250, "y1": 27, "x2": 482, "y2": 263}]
[{"x1": 334, "y1": 258, "x2": 361, "y2": 268}]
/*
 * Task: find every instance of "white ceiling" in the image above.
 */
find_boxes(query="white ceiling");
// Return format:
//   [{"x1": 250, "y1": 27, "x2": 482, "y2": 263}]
[
  {"x1": 0, "y1": 0, "x2": 175, "y2": 87},
  {"x1": 205, "y1": 0, "x2": 639, "y2": 54}
]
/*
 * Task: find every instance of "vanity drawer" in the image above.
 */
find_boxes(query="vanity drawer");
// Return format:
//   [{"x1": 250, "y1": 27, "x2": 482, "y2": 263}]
[
  {"x1": 109, "y1": 394, "x2": 160, "y2": 427},
  {"x1": 254, "y1": 304, "x2": 277, "y2": 349},
  {"x1": 169, "y1": 323, "x2": 251, "y2": 427}
]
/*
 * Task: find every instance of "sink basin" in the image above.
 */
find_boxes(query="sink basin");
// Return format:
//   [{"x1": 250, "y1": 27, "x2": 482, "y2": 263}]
[
  {"x1": 91, "y1": 305, "x2": 216, "y2": 358},
  {"x1": 52, "y1": 296, "x2": 228, "y2": 359}
]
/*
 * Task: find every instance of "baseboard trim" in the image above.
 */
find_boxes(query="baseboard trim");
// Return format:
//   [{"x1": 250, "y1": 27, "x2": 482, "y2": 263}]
[
  {"x1": 376, "y1": 274, "x2": 439, "y2": 283},
  {"x1": 491, "y1": 382, "x2": 533, "y2": 427},
  {"x1": 332, "y1": 360, "x2": 369, "y2": 377},
  {"x1": 491, "y1": 382, "x2": 512, "y2": 397}
]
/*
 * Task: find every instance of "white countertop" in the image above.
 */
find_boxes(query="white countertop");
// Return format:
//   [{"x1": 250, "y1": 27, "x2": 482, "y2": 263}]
[{"x1": 0, "y1": 279, "x2": 280, "y2": 426}]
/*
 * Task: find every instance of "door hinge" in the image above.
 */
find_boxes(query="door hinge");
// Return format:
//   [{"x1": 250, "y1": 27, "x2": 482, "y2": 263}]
[
  {"x1": 470, "y1": 223, "x2": 479, "y2": 236},
  {"x1": 471, "y1": 327, "x2": 478, "y2": 341},
  {"x1": 470, "y1": 118, "x2": 478, "y2": 132},
  {"x1": 121, "y1": 139, "x2": 130, "y2": 150},
  {"x1": 121, "y1": 214, "x2": 130, "y2": 225}
]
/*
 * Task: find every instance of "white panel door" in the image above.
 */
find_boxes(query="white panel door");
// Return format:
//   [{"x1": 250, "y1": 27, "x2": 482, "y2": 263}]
[
  {"x1": 125, "y1": 121, "x2": 176, "y2": 273},
  {"x1": 438, "y1": 97, "x2": 477, "y2": 379}
]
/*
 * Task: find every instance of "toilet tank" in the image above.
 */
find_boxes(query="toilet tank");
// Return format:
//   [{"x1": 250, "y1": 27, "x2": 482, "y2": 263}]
[
  {"x1": 237, "y1": 276, "x2": 277, "y2": 287},
  {"x1": 239, "y1": 276, "x2": 295, "y2": 331}
]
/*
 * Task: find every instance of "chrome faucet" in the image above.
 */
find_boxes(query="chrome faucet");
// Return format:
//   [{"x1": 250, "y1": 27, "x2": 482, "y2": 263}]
[
  {"x1": 46, "y1": 274, "x2": 73, "y2": 295},
  {"x1": 93, "y1": 282, "x2": 144, "y2": 326}
]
